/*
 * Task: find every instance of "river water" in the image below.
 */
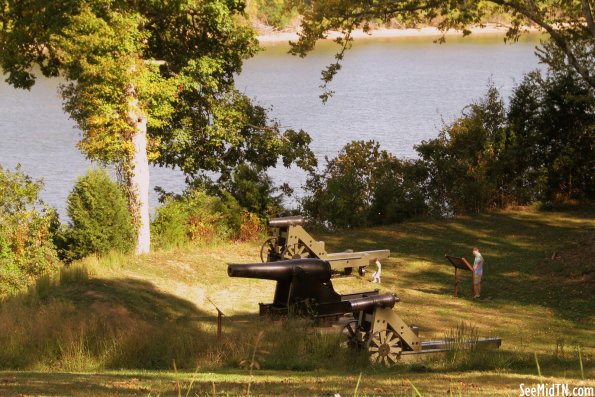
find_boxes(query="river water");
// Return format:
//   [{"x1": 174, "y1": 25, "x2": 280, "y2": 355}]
[{"x1": 0, "y1": 34, "x2": 542, "y2": 218}]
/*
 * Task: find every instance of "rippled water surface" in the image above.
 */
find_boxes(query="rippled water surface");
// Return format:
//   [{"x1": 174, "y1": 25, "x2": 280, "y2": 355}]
[{"x1": 0, "y1": 34, "x2": 542, "y2": 217}]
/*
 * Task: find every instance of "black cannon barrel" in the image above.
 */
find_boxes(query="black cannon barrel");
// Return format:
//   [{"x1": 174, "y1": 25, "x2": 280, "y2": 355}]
[
  {"x1": 348, "y1": 293, "x2": 399, "y2": 312},
  {"x1": 268, "y1": 215, "x2": 306, "y2": 228},
  {"x1": 227, "y1": 258, "x2": 332, "y2": 282}
]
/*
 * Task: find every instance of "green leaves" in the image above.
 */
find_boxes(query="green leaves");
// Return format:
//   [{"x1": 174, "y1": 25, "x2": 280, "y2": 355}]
[
  {"x1": 302, "y1": 140, "x2": 427, "y2": 228},
  {"x1": 0, "y1": 0, "x2": 306, "y2": 177},
  {"x1": 62, "y1": 168, "x2": 135, "y2": 260},
  {"x1": 0, "y1": 165, "x2": 60, "y2": 296},
  {"x1": 417, "y1": 70, "x2": 594, "y2": 213},
  {"x1": 289, "y1": 0, "x2": 595, "y2": 93},
  {"x1": 0, "y1": 0, "x2": 315, "y2": 253}
]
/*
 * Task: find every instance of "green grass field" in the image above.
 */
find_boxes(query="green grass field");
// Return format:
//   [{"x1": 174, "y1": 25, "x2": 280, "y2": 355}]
[{"x1": 0, "y1": 206, "x2": 593, "y2": 396}]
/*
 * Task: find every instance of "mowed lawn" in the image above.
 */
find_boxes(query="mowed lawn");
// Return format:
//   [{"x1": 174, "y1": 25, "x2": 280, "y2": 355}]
[
  {"x1": 0, "y1": 206, "x2": 593, "y2": 396},
  {"x1": 2, "y1": 370, "x2": 592, "y2": 396}
]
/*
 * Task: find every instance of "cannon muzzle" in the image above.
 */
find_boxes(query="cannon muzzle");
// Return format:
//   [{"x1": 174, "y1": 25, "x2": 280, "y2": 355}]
[
  {"x1": 348, "y1": 293, "x2": 399, "y2": 312},
  {"x1": 227, "y1": 258, "x2": 332, "y2": 282},
  {"x1": 268, "y1": 215, "x2": 306, "y2": 228}
]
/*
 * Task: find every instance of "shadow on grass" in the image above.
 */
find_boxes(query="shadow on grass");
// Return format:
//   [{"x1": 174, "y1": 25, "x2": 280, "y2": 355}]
[
  {"x1": 0, "y1": 267, "x2": 237, "y2": 371},
  {"x1": 1, "y1": 347, "x2": 589, "y2": 397},
  {"x1": 320, "y1": 209, "x2": 595, "y2": 323},
  {"x1": 0, "y1": 372, "x2": 166, "y2": 397},
  {"x1": 34, "y1": 276, "x2": 207, "y2": 322},
  {"x1": 0, "y1": 268, "x2": 371, "y2": 374}
]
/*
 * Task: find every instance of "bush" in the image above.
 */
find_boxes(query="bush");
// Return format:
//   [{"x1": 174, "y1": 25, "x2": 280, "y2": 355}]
[
  {"x1": 0, "y1": 165, "x2": 60, "y2": 296},
  {"x1": 62, "y1": 168, "x2": 134, "y2": 260},
  {"x1": 370, "y1": 157, "x2": 428, "y2": 224},
  {"x1": 238, "y1": 210, "x2": 264, "y2": 241},
  {"x1": 302, "y1": 141, "x2": 382, "y2": 228},
  {"x1": 224, "y1": 164, "x2": 283, "y2": 219},
  {"x1": 152, "y1": 188, "x2": 261, "y2": 248}
]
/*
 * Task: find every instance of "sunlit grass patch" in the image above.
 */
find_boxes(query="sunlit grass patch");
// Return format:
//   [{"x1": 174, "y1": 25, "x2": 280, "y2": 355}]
[{"x1": 0, "y1": 206, "x2": 592, "y2": 395}]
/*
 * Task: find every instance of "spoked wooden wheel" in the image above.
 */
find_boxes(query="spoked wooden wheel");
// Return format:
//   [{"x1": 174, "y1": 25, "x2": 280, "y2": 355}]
[
  {"x1": 341, "y1": 320, "x2": 367, "y2": 350},
  {"x1": 368, "y1": 330, "x2": 402, "y2": 366},
  {"x1": 260, "y1": 238, "x2": 277, "y2": 262},
  {"x1": 281, "y1": 243, "x2": 310, "y2": 260}
]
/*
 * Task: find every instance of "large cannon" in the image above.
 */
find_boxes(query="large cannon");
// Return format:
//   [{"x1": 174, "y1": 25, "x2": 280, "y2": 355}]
[
  {"x1": 228, "y1": 258, "x2": 501, "y2": 365},
  {"x1": 260, "y1": 216, "x2": 390, "y2": 275},
  {"x1": 228, "y1": 258, "x2": 380, "y2": 317}
]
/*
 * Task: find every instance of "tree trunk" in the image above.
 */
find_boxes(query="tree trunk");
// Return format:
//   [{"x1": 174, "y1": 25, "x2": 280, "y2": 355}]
[
  {"x1": 127, "y1": 82, "x2": 151, "y2": 255},
  {"x1": 130, "y1": 120, "x2": 151, "y2": 254}
]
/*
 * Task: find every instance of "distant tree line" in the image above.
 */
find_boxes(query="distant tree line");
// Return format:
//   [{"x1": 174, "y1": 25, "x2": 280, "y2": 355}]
[{"x1": 302, "y1": 67, "x2": 594, "y2": 228}]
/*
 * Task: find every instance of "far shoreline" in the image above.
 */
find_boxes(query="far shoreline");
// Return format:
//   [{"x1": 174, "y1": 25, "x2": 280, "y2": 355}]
[{"x1": 257, "y1": 24, "x2": 540, "y2": 44}]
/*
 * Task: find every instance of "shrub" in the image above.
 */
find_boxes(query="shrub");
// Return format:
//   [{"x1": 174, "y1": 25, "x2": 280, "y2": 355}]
[
  {"x1": 62, "y1": 168, "x2": 134, "y2": 260},
  {"x1": 238, "y1": 210, "x2": 264, "y2": 241},
  {"x1": 302, "y1": 141, "x2": 382, "y2": 228},
  {"x1": 369, "y1": 158, "x2": 428, "y2": 224},
  {"x1": 0, "y1": 165, "x2": 60, "y2": 296},
  {"x1": 224, "y1": 164, "x2": 283, "y2": 219},
  {"x1": 152, "y1": 188, "x2": 251, "y2": 249}
]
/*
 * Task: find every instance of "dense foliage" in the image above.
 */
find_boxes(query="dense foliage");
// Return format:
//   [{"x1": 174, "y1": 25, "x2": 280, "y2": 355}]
[
  {"x1": 0, "y1": 0, "x2": 317, "y2": 178},
  {"x1": 303, "y1": 69, "x2": 594, "y2": 227},
  {"x1": 418, "y1": 70, "x2": 594, "y2": 212},
  {"x1": 506, "y1": 70, "x2": 594, "y2": 202},
  {"x1": 302, "y1": 141, "x2": 427, "y2": 228},
  {"x1": 416, "y1": 85, "x2": 509, "y2": 214},
  {"x1": 222, "y1": 164, "x2": 284, "y2": 218},
  {"x1": 0, "y1": 0, "x2": 317, "y2": 254},
  {"x1": 151, "y1": 188, "x2": 263, "y2": 249},
  {"x1": 60, "y1": 169, "x2": 135, "y2": 260},
  {"x1": 249, "y1": 0, "x2": 298, "y2": 29},
  {"x1": 0, "y1": 166, "x2": 59, "y2": 296}
]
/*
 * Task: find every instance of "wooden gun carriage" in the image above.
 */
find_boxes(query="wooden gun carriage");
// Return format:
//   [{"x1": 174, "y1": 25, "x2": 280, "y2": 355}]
[
  {"x1": 260, "y1": 216, "x2": 389, "y2": 275},
  {"x1": 228, "y1": 258, "x2": 501, "y2": 365}
]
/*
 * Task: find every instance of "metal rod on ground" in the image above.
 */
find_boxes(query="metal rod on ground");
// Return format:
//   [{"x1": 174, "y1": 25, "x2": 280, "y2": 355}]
[
  {"x1": 217, "y1": 308, "x2": 223, "y2": 340},
  {"x1": 207, "y1": 298, "x2": 225, "y2": 340}
]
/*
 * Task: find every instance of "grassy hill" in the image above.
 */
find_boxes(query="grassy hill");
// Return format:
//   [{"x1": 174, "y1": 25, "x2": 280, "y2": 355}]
[{"x1": 0, "y1": 206, "x2": 593, "y2": 396}]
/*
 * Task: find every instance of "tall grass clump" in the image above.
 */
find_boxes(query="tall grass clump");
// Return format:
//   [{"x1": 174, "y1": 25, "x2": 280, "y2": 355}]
[
  {"x1": 431, "y1": 322, "x2": 524, "y2": 372},
  {"x1": 0, "y1": 265, "x2": 220, "y2": 371},
  {"x1": 425, "y1": 322, "x2": 591, "y2": 373},
  {"x1": 250, "y1": 318, "x2": 370, "y2": 371}
]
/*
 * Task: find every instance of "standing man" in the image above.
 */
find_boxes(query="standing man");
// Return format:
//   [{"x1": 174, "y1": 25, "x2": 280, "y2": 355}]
[{"x1": 472, "y1": 247, "x2": 484, "y2": 299}]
